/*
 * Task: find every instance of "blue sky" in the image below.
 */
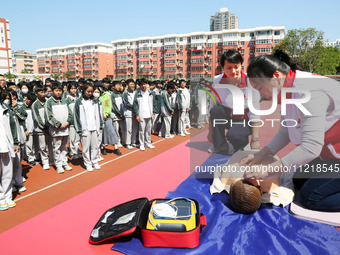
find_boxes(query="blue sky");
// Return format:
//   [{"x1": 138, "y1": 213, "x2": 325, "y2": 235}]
[{"x1": 1, "y1": 0, "x2": 339, "y2": 54}]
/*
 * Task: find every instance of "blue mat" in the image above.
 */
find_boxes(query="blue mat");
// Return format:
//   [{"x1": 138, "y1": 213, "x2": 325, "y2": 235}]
[{"x1": 112, "y1": 154, "x2": 340, "y2": 255}]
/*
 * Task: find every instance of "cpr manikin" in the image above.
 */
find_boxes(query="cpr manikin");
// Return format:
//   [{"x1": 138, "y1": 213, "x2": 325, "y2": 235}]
[{"x1": 210, "y1": 151, "x2": 295, "y2": 214}]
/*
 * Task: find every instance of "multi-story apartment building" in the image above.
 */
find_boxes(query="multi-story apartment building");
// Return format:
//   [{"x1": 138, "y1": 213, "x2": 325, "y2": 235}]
[
  {"x1": 112, "y1": 26, "x2": 285, "y2": 80},
  {"x1": 210, "y1": 8, "x2": 238, "y2": 31},
  {"x1": 0, "y1": 18, "x2": 12, "y2": 74},
  {"x1": 325, "y1": 39, "x2": 340, "y2": 50},
  {"x1": 12, "y1": 51, "x2": 38, "y2": 74},
  {"x1": 36, "y1": 43, "x2": 114, "y2": 80}
]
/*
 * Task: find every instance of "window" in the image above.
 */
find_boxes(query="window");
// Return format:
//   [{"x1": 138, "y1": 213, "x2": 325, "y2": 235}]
[
  {"x1": 217, "y1": 42, "x2": 222, "y2": 47},
  {"x1": 255, "y1": 48, "x2": 272, "y2": 53},
  {"x1": 256, "y1": 39, "x2": 271, "y2": 44},
  {"x1": 164, "y1": 52, "x2": 177, "y2": 57},
  {"x1": 274, "y1": 31, "x2": 281, "y2": 36},
  {"x1": 223, "y1": 41, "x2": 238, "y2": 46},
  {"x1": 241, "y1": 41, "x2": 245, "y2": 46},
  {"x1": 240, "y1": 49, "x2": 245, "y2": 54},
  {"x1": 241, "y1": 33, "x2": 245, "y2": 37},
  {"x1": 274, "y1": 39, "x2": 280, "y2": 44},
  {"x1": 250, "y1": 49, "x2": 254, "y2": 54},
  {"x1": 250, "y1": 32, "x2": 255, "y2": 37}
]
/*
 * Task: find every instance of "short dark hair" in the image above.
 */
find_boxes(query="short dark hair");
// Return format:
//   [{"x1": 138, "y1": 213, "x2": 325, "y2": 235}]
[
  {"x1": 140, "y1": 78, "x2": 148, "y2": 85},
  {"x1": 126, "y1": 79, "x2": 135, "y2": 84},
  {"x1": 166, "y1": 82, "x2": 175, "y2": 90},
  {"x1": 67, "y1": 82, "x2": 77, "y2": 91},
  {"x1": 34, "y1": 84, "x2": 46, "y2": 93},
  {"x1": 51, "y1": 81, "x2": 63, "y2": 91},
  {"x1": 26, "y1": 92, "x2": 36, "y2": 102},
  {"x1": 220, "y1": 50, "x2": 243, "y2": 67},
  {"x1": 102, "y1": 77, "x2": 110, "y2": 84}
]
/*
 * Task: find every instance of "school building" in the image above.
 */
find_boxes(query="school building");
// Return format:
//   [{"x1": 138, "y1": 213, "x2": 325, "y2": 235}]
[
  {"x1": 112, "y1": 26, "x2": 285, "y2": 80},
  {"x1": 36, "y1": 43, "x2": 114, "y2": 80},
  {"x1": 0, "y1": 18, "x2": 13, "y2": 74}
]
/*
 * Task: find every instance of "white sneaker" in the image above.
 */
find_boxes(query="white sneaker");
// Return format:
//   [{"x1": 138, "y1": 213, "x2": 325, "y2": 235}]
[
  {"x1": 22, "y1": 177, "x2": 26, "y2": 183},
  {"x1": 98, "y1": 156, "x2": 104, "y2": 162},
  {"x1": 87, "y1": 166, "x2": 93, "y2": 172},
  {"x1": 132, "y1": 143, "x2": 139, "y2": 148},
  {"x1": 117, "y1": 143, "x2": 123, "y2": 148},
  {"x1": 126, "y1": 145, "x2": 133, "y2": 150},
  {"x1": 63, "y1": 165, "x2": 72, "y2": 171},
  {"x1": 56, "y1": 167, "x2": 64, "y2": 174},
  {"x1": 184, "y1": 130, "x2": 190, "y2": 135},
  {"x1": 145, "y1": 143, "x2": 155, "y2": 149},
  {"x1": 165, "y1": 135, "x2": 174, "y2": 139},
  {"x1": 18, "y1": 185, "x2": 27, "y2": 192},
  {"x1": 139, "y1": 145, "x2": 145, "y2": 151},
  {"x1": 93, "y1": 163, "x2": 101, "y2": 170},
  {"x1": 179, "y1": 133, "x2": 186, "y2": 137},
  {"x1": 43, "y1": 164, "x2": 50, "y2": 170}
]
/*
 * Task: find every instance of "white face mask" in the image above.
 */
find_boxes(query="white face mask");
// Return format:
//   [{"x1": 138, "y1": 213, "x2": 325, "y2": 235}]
[
  {"x1": 22, "y1": 88, "x2": 29, "y2": 94},
  {"x1": 3, "y1": 99, "x2": 10, "y2": 105},
  {"x1": 93, "y1": 92, "x2": 100, "y2": 99}
]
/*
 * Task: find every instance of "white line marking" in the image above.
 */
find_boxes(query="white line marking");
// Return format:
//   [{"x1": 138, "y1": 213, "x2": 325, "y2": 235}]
[{"x1": 16, "y1": 138, "x2": 166, "y2": 201}]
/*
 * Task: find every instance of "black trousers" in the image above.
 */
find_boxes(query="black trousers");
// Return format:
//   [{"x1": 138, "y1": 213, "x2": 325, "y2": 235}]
[{"x1": 210, "y1": 105, "x2": 251, "y2": 152}]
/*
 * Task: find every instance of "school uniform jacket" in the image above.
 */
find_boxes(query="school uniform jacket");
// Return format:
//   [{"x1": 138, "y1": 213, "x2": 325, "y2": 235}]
[
  {"x1": 110, "y1": 90, "x2": 124, "y2": 121},
  {"x1": 132, "y1": 89, "x2": 156, "y2": 119},
  {"x1": 0, "y1": 104, "x2": 19, "y2": 157},
  {"x1": 151, "y1": 88, "x2": 162, "y2": 114},
  {"x1": 161, "y1": 91, "x2": 174, "y2": 117},
  {"x1": 177, "y1": 88, "x2": 191, "y2": 110},
  {"x1": 17, "y1": 103, "x2": 34, "y2": 134},
  {"x1": 65, "y1": 95, "x2": 77, "y2": 126},
  {"x1": 45, "y1": 96, "x2": 72, "y2": 137},
  {"x1": 31, "y1": 99, "x2": 46, "y2": 134},
  {"x1": 74, "y1": 96, "x2": 104, "y2": 137},
  {"x1": 122, "y1": 90, "x2": 136, "y2": 118}
]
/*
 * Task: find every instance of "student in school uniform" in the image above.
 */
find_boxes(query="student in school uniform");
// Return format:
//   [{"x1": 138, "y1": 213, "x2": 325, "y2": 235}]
[
  {"x1": 18, "y1": 92, "x2": 37, "y2": 166},
  {"x1": 8, "y1": 90, "x2": 28, "y2": 192},
  {"x1": 122, "y1": 79, "x2": 138, "y2": 149},
  {"x1": 65, "y1": 82, "x2": 81, "y2": 160},
  {"x1": 74, "y1": 82, "x2": 103, "y2": 172},
  {"x1": 110, "y1": 81, "x2": 124, "y2": 148},
  {"x1": 45, "y1": 81, "x2": 73, "y2": 174},
  {"x1": 0, "y1": 91, "x2": 19, "y2": 210},
  {"x1": 170, "y1": 83, "x2": 179, "y2": 135},
  {"x1": 95, "y1": 83, "x2": 121, "y2": 156},
  {"x1": 133, "y1": 79, "x2": 156, "y2": 151},
  {"x1": 177, "y1": 79, "x2": 191, "y2": 137},
  {"x1": 31, "y1": 85, "x2": 54, "y2": 170},
  {"x1": 160, "y1": 82, "x2": 175, "y2": 139},
  {"x1": 150, "y1": 81, "x2": 162, "y2": 134}
]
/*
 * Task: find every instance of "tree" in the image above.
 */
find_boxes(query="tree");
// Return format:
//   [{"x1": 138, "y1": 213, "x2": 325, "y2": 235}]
[
  {"x1": 33, "y1": 75, "x2": 42, "y2": 81},
  {"x1": 63, "y1": 71, "x2": 73, "y2": 80},
  {"x1": 50, "y1": 73, "x2": 61, "y2": 80},
  {"x1": 273, "y1": 28, "x2": 325, "y2": 73},
  {"x1": 21, "y1": 68, "x2": 33, "y2": 74},
  {"x1": 3, "y1": 72, "x2": 18, "y2": 81},
  {"x1": 313, "y1": 47, "x2": 340, "y2": 75}
]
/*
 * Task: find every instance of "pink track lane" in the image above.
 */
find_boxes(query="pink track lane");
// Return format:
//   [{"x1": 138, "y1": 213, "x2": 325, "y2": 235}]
[{"x1": 0, "y1": 136, "x2": 211, "y2": 255}]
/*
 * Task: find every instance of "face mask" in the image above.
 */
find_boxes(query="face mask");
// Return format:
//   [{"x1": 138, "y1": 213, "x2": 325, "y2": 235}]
[
  {"x1": 3, "y1": 99, "x2": 10, "y2": 105},
  {"x1": 22, "y1": 88, "x2": 29, "y2": 94},
  {"x1": 93, "y1": 92, "x2": 100, "y2": 99},
  {"x1": 46, "y1": 93, "x2": 52, "y2": 98}
]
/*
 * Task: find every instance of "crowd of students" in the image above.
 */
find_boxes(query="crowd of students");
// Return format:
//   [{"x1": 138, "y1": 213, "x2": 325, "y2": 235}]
[{"x1": 0, "y1": 74, "x2": 210, "y2": 211}]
